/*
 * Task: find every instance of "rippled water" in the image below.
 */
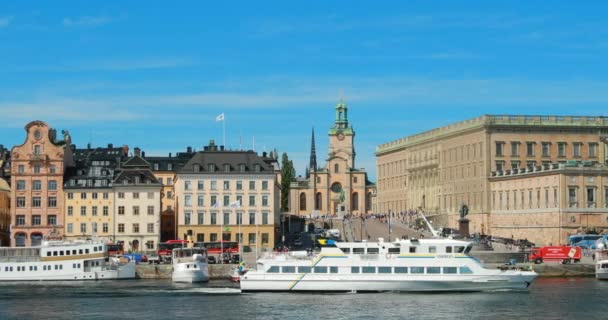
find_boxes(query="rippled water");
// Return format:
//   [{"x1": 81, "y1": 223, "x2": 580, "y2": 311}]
[{"x1": 1, "y1": 278, "x2": 607, "y2": 320}]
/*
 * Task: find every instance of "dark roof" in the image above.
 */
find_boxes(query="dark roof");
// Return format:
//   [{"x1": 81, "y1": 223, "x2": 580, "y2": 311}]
[
  {"x1": 64, "y1": 146, "x2": 126, "y2": 189},
  {"x1": 179, "y1": 150, "x2": 278, "y2": 174},
  {"x1": 113, "y1": 169, "x2": 159, "y2": 185},
  {"x1": 122, "y1": 155, "x2": 150, "y2": 168},
  {"x1": 145, "y1": 152, "x2": 195, "y2": 172}
]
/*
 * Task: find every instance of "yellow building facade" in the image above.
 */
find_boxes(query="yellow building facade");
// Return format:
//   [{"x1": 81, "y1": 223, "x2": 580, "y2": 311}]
[{"x1": 63, "y1": 189, "x2": 114, "y2": 241}]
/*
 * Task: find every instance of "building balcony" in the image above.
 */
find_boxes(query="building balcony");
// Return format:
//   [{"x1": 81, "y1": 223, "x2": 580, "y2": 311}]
[{"x1": 28, "y1": 154, "x2": 49, "y2": 162}]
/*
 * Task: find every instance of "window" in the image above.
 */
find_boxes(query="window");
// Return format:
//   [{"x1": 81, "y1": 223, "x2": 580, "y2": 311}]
[
  {"x1": 211, "y1": 196, "x2": 217, "y2": 207},
  {"x1": 495, "y1": 142, "x2": 504, "y2": 156},
  {"x1": 411, "y1": 267, "x2": 425, "y2": 274},
  {"x1": 409, "y1": 247, "x2": 417, "y2": 253},
  {"x1": 103, "y1": 223, "x2": 109, "y2": 233},
  {"x1": 542, "y1": 142, "x2": 550, "y2": 157},
  {"x1": 428, "y1": 246, "x2": 437, "y2": 253},
  {"x1": 224, "y1": 164, "x2": 231, "y2": 172},
  {"x1": 511, "y1": 161, "x2": 519, "y2": 170},
  {"x1": 444, "y1": 267, "x2": 458, "y2": 274},
  {"x1": 34, "y1": 164, "x2": 41, "y2": 173},
  {"x1": 133, "y1": 223, "x2": 140, "y2": 233},
  {"x1": 459, "y1": 266, "x2": 473, "y2": 274},
  {"x1": 236, "y1": 181, "x2": 243, "y2": 190},
  {"x1": 146, "y1": 241, "x2": 155, "y2": 250},
  {"x1": 353, "y1": 248, "x2": 365, "y2": 254},
  {"x1": 298, "y1": 266, "x2": 312, "y2": 273},
  {"x1": 167, "y1": 191, "x2": 173, "y2": 199},
  {"x1": 262, "y1": 212, "x2": 269, "y2": 225},
  {"x1": 118, "y1": 206, "x2": 125, "y2": 215},
  {"x1": 48, "y1": 197, "x2": 57, "y2": 208},
  {"x1": 262, "y1": 233, "x2": 269, "y2": 244},
  {"x1": 262, "y1": 181, "x2": 268, "y2": 190},
  {"x1": 17, "y1": 180, "x2": 26, "y2": 190},
  {"x1": 587, "y1": 187, "x2": 596, "y2": 207},
  {"x1": 80, "y1": 206, "x2": 86, "y2": 216},
  {"x1": 80, "y1": 192, "x2": 87, "y2": 199},
  {"x1": 590, "y1": 143, "x2": 598, "y2": 157},
  {"x1": 362, "y1": 267, "x2": 375, "y2": 274},
  {"x1": 67, "y1": 223, "x2": 73, "y2": 233},
  {"x1": 511, "y1": 142, "x2": 520, "y2": 156},
  {"x1": 249, "y1": 181, "x2": 255, "y2": 190},
  {"x1": 300, "y1": 193, "x2": 307, "y2": 210},
  {"x1": 314, "y1": 266, "x2": 328, "y2": 273},
  {"x1": 224, "y1": 195, "x2": 230, "y2": 206},
  {"x1": 569, "y1": 188, "x2": 578, "y2": 207},
  {"x1": 147, "y1": 192, "x2": 154, "y2": 199},
  {"x1": 267, "y1": 266, "x2": 279, "y2": 273},
  {"x1": 33, "y1": 180, "x2": 41, "y2": 190},
  {"x1": 378, "y1": 267, "x2": 392, "y2": 274},
  {"x1": 198, "y1": 211, "x2": 205, "y2": 224},
  {"x1": 573, "y1": 143, "x2": 582, "y2": 157},
  {"x1": 495, "y1": 161, "x2": 504, "y2": 172},
  {"x1": 147, "y1": 223, "x2": 154, "y2": 233},
  {"x1": 211, "y1": 212, "x2": 217, "y2": 225},
  {"x1": 183, "y1": 211, "x2": 190, "y2": 226},
  {"x1": 211, "y1": 181, "x2": 217, "y2": 190},
  {"x1": 133, "y1": 206, "x2": 140, "y2": 215},
  {"x1": 33, "y1": 145, "x2": 41, "y2": 155},
  {"x1": 526, "y1": 161, "x2": 536, "y2": 171},
  {"x1": 80, "y1": 223, "x2": 87, "y2": 233},
  {"x1": 236, "y1": 212, "x2": 243, "y2": 225},
  {"x1": 32, "y1": 215, "x2": 41, "y2": 226},
  {"x1": 210, "y1": 233, "x2": 217, "y2": 241},
  {"x1": 185, "y1": 195, "x2": 192, "y2": 207},
  {"x1": 223, "y1": 181, "x2": 230, "y2": 190},
  {"x1": 223, "y1": 212, "x2": 230, "y2": 225},
  {"x1": 148, "y1": 206, "x2": 154, "y2": 215},
  {"x1": 16, "y1": 215, "x2": 25, "y2": 226},
  {"x1": 48, "y1": 215, "x2": 56, "y2": 226},
  {"x1": 197, "y1": 234, "x2": 205, "y2": 242},
  {"x1": 67, "y1": 205, "x2": 73, "y2": 216},
  {"x1": 351, "y1": 267, "x2": 360, "y2": 273},
  {"x1": 197, "y1": 180, "x2": 204, "y2": 190},
  {"x1": 248, "y1": 233, "x2": 256, "y2": 244},
  {"x1": 18, "y1": 165, "x2": 25, "y2": 173},
  {"x1": 249, "y1": 212, "x2": 256, "y2": 225},
  {"x1": 118, "y1": 224, "x2": 125, "y2": 233},
  {"x1": 133, "y1": 192, "x2": 139, "y2": 199},
  {"x1": 394, "y1": 267, "x2": 408, "y2": 274},
  {"x1": 249, "y1": 196, "x2": 256, "y2": 206},
  {"x1": 427, "y1": 267, "x2": 441, "y2": 274},
  {"x1": 103, "y1": 206, "x2": 109, "y2": 216},
  {"x1": 262, "y1": 196, "x2": 269, "y2": 206},
  {"x1": 92, "y1": 206, "x2": 98, "y2": 216},
  {"x1": 526, "y1": 142, "x2": 535, "y2": 157},
  {"x1": 32, "y1": 197, "x2": 41, "y2": 208},
  {"x1": 185, "y1": 180, "x2": 192, "y2": 190},
  {"x1": 334, "y1": 163, "x2": 339, "y2": 173},
  {"x1": 118, "y1": 192, "x2": 125, "y2": 199},
  {"x1": 558, "y1": 142, "x2": 566, "y2": 157}
]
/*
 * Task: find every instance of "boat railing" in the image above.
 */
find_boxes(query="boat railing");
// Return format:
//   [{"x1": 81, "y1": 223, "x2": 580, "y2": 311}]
[
  {"x1": 261, "y1": 251, "x2": 315, "y2": 261},
  {"x1": 0, "y1": 256, "x2": 41, "y2": 263}
]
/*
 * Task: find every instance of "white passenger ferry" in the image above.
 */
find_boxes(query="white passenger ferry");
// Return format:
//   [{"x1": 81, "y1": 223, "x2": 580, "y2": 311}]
[
  {"x1": 595, "y1": 240, "x2": 608, "y2": 280},
  {"x1": 0, "y1": 240, "x2": 136, "y2": 281},
  {"x1": 171, "y1": 247, "x2": 209, "y2": 283},
  {"x1": 240, "y1": 238, "x2": 538, "y2": 292}
]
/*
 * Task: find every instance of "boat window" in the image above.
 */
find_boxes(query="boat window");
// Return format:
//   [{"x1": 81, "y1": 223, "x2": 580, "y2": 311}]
[
  {"x1": 602, "y1": 264, "x2": 608, "y2": 268},
  {"x1": 411, "y1": 267, "x2": 425, "y2": 274},
  {"x1": 455, "y1": 246, "x2": 465, "y2": 253},
  {"x1": 85, "y1": 249, "x2": 89, "y2": 254},
  {"x1": 351, "y1": 266, "x2": 360, "y2": 273},
  {"x1": 394, "y1": 267, "x2": 408, "y2": 274},
  {"x1": 409, "y1": 247, "x2": 417, "y2": 253},
  {"x1": 427, "y1": 267, "x2": 441, "y2": 274},
  {"x1": 93, "y1": 247, "x2": 97, "y2": 252},
  {"x1": 378, "y1": 267, "x2": 392, "y2": 274},
  {"x1": 73, "y1": 250, "x2": 77, "y2": 255},
  {"x1": 53, "y1": 251, "x2": 58, "y2": 256},
  {"x1": 341, "y1": 248, "x2": 351, "y2": 254},
  {"x1": 79, "y1": 249, "x2": 83, "y2": 254},
  {"x1": 362, "y1": 267, "x2": 375, "y2": 274},
  {"x1": 60, "y1": 251, "x2": 64, "y2": 255},
  {"x1": 330, "y1": 267, "x2": 338, "y2": 274},
  {"x1": 99, "y1": 246, "x2": 103, "y2": 251},
  {"x1": 353, "y1": 248, "x2": 365, "y2": 254},
  {"x1": 367, "y1": 248, "x2": 379, "y2": 254},
  {"x1": 298, "y1": 266, "x2": 312, "y2": 273},
  {"x1": 464, "y1": 246, "x2": 472, "y2": 254},
  {"x1": 428, "y1": 246, "x2": 437, "y2": 253},
  {"x1": 459, "y1": 266, "x2": 473, "y2": 274},
  {"x1": 46, "y1": 252, "x2": 51, "y2": 257},
  {"x1": 446, "y1": 247, "x2": 453, "y2": 253},
  {"x1": 267, "y1": 266, "x2": 280, "y2": 273},
  {"x1": 314, "y1": 266, "x2": 328, "y2": 273},
  {"x1": 66, "y1": 250, "x2": 70, "y2": 256},
  {"x1": 388, "y1": 248, "x2": 400, "y2": 254},
  {"x1": 443, "y1": 267, "x2": 458, "y2": 274},
  {"x1": 282, "y1": 266, "x2": 296, "y2": 273}
]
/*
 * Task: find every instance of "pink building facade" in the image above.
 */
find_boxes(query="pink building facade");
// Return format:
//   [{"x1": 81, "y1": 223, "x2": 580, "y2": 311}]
[{"x1": 10, "y1": 121, "x2": 73, "y2": 246}]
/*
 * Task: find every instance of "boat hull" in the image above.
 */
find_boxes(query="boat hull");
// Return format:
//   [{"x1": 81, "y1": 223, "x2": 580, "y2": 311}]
[
  {"x1": 596, "y1": 259, "x2": 608, "y2": 280},
  {"x1": 172, "y1": 262, "x2": 209, "y2": 283},
  {"x1": 0, "y1": 262, "x2": 136, "y2": 281}
]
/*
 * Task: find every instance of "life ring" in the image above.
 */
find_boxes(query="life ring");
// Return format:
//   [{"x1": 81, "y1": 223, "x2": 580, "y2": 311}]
[{"x1": 385, "y1": 253, "x2": 393, "y2": 260}]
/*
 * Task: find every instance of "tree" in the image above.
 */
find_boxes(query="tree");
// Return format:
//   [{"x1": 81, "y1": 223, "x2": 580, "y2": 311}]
[{"x1": 280, "y1": 152, "x2": 296, "y2": 212}]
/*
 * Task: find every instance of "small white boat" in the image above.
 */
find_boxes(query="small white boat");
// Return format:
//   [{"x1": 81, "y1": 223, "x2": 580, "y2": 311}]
[
  {"x1": 171, "y1": 247, "x2": 209, "y2": 283},
  {"x1": 594, "y1": 241, "x2": 608, "y2": 280},
  {"x1": 0, "y1": 240, "x2": 136, "y2": 281}
]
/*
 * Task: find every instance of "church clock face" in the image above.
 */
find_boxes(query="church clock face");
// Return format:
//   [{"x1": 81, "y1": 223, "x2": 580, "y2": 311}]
[
  {"x1": 337, "y1": 132, "x2": 345, "y2": 141},
  {"x1": 331, "y1": 182, "x2": 342, "y2": 193}
]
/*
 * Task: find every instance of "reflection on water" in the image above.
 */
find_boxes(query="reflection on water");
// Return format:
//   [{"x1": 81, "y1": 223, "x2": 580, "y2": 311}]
[{"x1": 1, "y1": 278, "x2": 608, "y2": 320}]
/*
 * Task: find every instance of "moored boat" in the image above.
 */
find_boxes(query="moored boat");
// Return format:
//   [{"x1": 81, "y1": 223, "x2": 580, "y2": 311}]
[
  {"x1": 594, "y1": 240, "x2": 608, "y2": 280},
  {"x1": 171, "y1": 247, "x2": 209, "y2": 283},
  {"x1": 240, "y1": 238, "x2": 538, "y2": 292},
  {"x1": 0, "y1": 240, "x2": 136, "y2": 281}
]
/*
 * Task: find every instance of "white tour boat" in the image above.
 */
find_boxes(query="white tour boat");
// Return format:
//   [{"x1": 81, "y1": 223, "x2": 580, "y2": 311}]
[
  {"x1": 594, "y1": 240, "x2": 608, "y2": 280},
  {"x1": 171, "y1": 247, "x2": 209, "y2": 283},
  {"x1": 0, "y1": 240, "x2": 136, "y2": 281},
  {"x1": 240, "y1": 238, "x2": 538, "y2": 292}
]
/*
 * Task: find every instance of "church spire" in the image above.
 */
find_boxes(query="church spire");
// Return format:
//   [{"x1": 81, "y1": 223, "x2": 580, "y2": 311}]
[
  {"x1": 334, "y1": 98, "x2": 348, "y2": 129},
  {"x1": 308, "y1": 127, "x2": 317, "y2": 177}
]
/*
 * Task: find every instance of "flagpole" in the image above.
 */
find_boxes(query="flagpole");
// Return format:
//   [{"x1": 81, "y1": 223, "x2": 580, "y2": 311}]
[
  {"x1": 221, "y1": 205, "x2": 224, "y2": 264},
  {"x1": 223, "y1": 116, "x2": 226, "y2": 148}
]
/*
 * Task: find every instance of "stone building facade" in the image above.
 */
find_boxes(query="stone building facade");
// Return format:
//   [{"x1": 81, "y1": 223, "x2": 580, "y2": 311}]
[
  {"x1": 174, "y1": 141, "x2": 281, "y2": 251},
  {"x1": 376, "y1": 115, "x2": 608, "y2": 236},
  {"x1": 290, "y1": 100, "x2": 375, "y2": 217},
  {"x1": 10, "y1": 121, "x2": 74, "y2": 246},
  {"x1": 0, "y1": 178, "x2": 10, "y2": 246}
]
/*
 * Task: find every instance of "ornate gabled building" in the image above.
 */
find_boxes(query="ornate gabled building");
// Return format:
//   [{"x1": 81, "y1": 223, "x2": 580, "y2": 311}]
[
  {"x1": 113, "y1": 148, "x2": 161, "y2": 252},
  {"x1": 0, "y1": 178, "x2": 10, "y2": 246},
  {"x1": 290, "y1": 100, "x2": 375, "y2": 217},
  {"x1": 10, "y1": 121, "x2": 74, "y2": 246},
  {"x1": 63, "y1": 144, "x2": 129, "y2": 242},
  {"x1": 174, "y1": 140, "x2": 281, "y2": 250},
  {"x1": 145, "y1": 147, "x2": 195, "y2": 242}
]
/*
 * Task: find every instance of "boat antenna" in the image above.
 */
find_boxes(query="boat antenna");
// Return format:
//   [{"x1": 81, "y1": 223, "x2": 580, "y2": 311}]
[{"x1": 418, "y1": 208, "x2": 440, "y2": 238}]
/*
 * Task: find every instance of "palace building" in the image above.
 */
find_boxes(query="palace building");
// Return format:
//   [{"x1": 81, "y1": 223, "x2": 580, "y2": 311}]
[{"x1": 289, "y1": 100, "x2": 375, "y2": 217}]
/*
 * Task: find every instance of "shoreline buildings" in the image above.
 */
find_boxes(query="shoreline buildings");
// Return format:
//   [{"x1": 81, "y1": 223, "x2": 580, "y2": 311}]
[{"x1": 376, "y1": 115, "x2": 608, "y2": 245}]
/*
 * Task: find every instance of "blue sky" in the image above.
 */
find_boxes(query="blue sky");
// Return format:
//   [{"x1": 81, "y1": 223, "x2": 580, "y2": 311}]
[{"x1": 2, "y1": 1, "x2": 608, "y2": 180}]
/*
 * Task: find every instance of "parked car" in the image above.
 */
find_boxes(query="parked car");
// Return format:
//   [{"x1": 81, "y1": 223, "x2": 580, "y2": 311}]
[
  {"x1": 207, "y1": 256, "x2": 217, "y2": 264},
  {"x1": 294, "y1": 239, "x2": 303, "y2": 247}
]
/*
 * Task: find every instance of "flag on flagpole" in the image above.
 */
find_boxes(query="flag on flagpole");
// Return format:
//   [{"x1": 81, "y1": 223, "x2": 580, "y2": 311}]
[
  {"x1": 229, "y1": 200, "x2": 241, "y2": 209},
  {"x1": 212, "y1": 202, "x2": 220, "y2": 209},
  {"x1": 216, "y1": 113, "x2": 225, "y2": 122}
]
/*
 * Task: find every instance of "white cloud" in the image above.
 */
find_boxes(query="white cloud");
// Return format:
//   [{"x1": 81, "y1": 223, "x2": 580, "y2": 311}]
[
  {"x1": 17, "y1": 57, "x2": 197, "y2": 72},
  {"x1": 63, "y1": 16, "x2": 111, "y2": 27},
  {"x1": 0, "y1": 16, "x2": 12, "y2": 28}
]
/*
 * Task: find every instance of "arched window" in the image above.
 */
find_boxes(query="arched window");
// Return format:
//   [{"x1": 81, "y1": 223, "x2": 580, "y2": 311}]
[
  {"x1": 352, "y1": 192, "x2": 359, "y2": 211},
  {"x1": 366, "y1": 192, "x2": 372, "y2": 211},
  {"x1": 334, "y1": 164, "x2": 339, "y2": 173},
  {"x1": 315, "y1": 193, "x2": 322, "y2": 210},
  {"x1": 31, "y1": 233, "x2": 43, "y2": 246},
  {"x1": 14, "y1": 232, "x2": 27, "y2": 247},
  {"x1": 300, "y1": 193, "x2": 307, "y2": 211}
]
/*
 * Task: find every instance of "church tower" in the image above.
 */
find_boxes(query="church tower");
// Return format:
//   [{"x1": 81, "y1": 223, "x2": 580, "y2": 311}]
[
  {"x1": 307, "y1": 127, "x2": 318, "y2": 178},
  {"x1": 328, "y1": 99, "x2": 355, "y2": 169}
]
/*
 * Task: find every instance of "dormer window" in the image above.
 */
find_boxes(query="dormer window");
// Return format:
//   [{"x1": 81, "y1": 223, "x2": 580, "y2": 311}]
[
  {"x1": 193, "y1": 164, "x2": 201, "y2": 173},
  {"x1": 123, "y1": 180, "x2": 128, "y2": 185},
  {"x1": 134, "y1": 176, "x2": 140, "y2": 184},
  {"x1": 33, "y1": 145, "x2": 41, "y2": 155},
  {"x1": 168, "y1": 163, "x2": 173, "y2": 171},
  {"x1": 239, "y1": 164, "x2": 246, "y2": 172},
  {"x1": 154, "y1": 163, "x2": 159, "y2": 171},
  {"x1": 208, "y1": 164, "x2": 215, "y2": 172},
  {"x1": 254, "y1": 164, "x2": 261, "y2": 173},
  {"x1": 224, "y1": 164, "x2": 231, "y2": 172}
]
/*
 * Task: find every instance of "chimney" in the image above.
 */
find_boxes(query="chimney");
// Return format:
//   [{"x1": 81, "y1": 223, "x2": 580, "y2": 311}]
[
  {"x1": 116, "y1": 157, "x2": 121, "y2": 168},
  {"x1": 169, "y1": 152, "x2": 172, "y2": 158},
  {"x1": 122, "y1": 145, "x2": 129, "y2": 156},
  {"x1": 87, "y1": 143, "x2": 91, "y2": 149},
  {"x1": 142, "y1": 151, "x2": 146, "y2": 158},
  {"x1": 187, "y1": 146, "x2": 192, "y2": 153},
  {"x1": 263, "y1": 152, "x2": 267, "y2": 157},
  {"x1": 220, "y1": 146, "x2": 224, "y2": 151},
  {"x1": 134, "y1": 147, "x2": 141, "y2": 156},
  {"x1": 108, "y1": 143, "x2": 113, "y2": 148}
]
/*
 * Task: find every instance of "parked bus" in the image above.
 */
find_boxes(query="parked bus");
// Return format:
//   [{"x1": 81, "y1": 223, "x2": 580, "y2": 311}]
[
  {"x1": 195, "y1": 241, "x2": 239, "y2": 254},
  {"x1": 567, "y1": 234, "x2": 602, "y2": 249},
  {"x1": 157, "y1": 240, "x2": 188, "y2": 261},
  {"x1": 107, "y1": 242, "x2": 124, "y2": 256}
]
